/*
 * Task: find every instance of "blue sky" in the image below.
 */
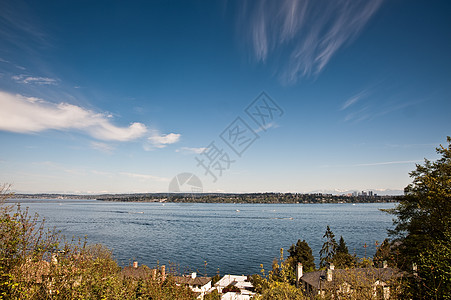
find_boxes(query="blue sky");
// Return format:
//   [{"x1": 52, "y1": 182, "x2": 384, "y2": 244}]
[{"x1": 0, "y1": 0, "x2": 450, "y2": 194}]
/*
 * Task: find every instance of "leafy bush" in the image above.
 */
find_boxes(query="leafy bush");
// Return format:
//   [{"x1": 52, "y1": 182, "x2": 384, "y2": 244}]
[{"x1": 0, "y1": 185, "x2": 195, "y2": 300}]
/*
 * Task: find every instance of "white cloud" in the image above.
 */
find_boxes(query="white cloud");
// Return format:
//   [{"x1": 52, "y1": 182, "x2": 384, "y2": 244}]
[
  {"x1": 146, "y1": 130, "x2": 181, "y2": 149},
  {"x1": 238, "y1": 0, "x2": 384, "y2": 83},
  {"x1": 0, "y1": 90, "x2": 147, "y2": 141},
  {"x1": 176, "y1": 147, "x2": 207, "y2": 154},
  {"x1": 12, "y1": 74, "x2": 58, "y2": 85}
]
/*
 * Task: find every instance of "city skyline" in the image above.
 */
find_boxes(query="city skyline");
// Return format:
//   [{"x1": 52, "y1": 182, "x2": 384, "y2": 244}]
[{"x1": 0, "y1": 1, "x2": 450, "y2": 194}]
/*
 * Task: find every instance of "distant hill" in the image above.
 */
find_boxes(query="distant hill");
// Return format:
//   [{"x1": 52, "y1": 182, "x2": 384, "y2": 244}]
[{"x1": 11, "y1": 192, "x2": 400, "y2": 204}]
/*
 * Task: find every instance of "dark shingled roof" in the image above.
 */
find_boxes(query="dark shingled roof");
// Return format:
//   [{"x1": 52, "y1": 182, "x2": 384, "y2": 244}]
[
  {"x1": 174, "y1": 276, "x2": 211, "y2": 287},
  {"x1": 301, "y1": 267, "x2": 403, "y2": 290}
]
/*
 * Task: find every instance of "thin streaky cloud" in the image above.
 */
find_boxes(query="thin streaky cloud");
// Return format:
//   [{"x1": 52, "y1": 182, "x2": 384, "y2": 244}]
[
  {"x1": 354, "y1": 160, "x2": 422, "y2": 167},
  {"x1": 385, "y1": 143, "x2": 439, "y2": 149},
  {"x1": 91, "y1": 170, "x2": 169, "y2": 182},
  {"x1": 12, "y1": 74, "x2": 58, "y2": 85},
  {"x1": 176, "y1": 147, "x2": 207, "y2": 154},
  {"x1": 254, "y1": 122, "x2": 279, "y2": 133},
  {"x1": 341, "y1": 90, "x2": 367, "y2": 110},
  {"x1": 0, "y1": 1, "x2": 48, "y2": 47},
  {"x1": 238, "y1": 0, "x2": 384, "y2": 83},
  {"x1": 119, "y1": 172, "x2": 169, "y2": 182},
  {"x1": 90, "y1": 142, "x2": 115, "y2": 153},
  {"x1": 344, "y1": 106, "x2": 370, "y2": 123}
]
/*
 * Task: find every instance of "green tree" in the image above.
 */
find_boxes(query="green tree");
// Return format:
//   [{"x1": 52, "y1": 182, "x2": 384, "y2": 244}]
[
  {"x1": 384, "y1": 137, "x2": 451, "y2": 299},
  {"x1": 332, "y1": 236, "x2": 356, "y2": 268},
  {"x1": 319, "y1": 225, "x2": 337, "y2": 268},
  {"x1": 255, "y1": 281, "x2": 306, "y2": 300},
  {"x1": 336, "y1": 236, "x2": 348, "y2": 254},
  {"x1": 204, "y1": 289, "x2": 221, "y2": 300},
  {"x1": 253, "y1": 249, "x2": 308, "y2": 300},
  {"x1": 373, "y1": 238, "x2": 398, "y2": 267},
  {"x1": 287, "y1": 239, "x2": 315, "y2": 272}
]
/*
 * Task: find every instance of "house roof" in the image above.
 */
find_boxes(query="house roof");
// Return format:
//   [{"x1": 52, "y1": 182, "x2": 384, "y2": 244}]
[
  {"x1": 174, "y1": 276, "x2": 211, "y2": 286},
  {"x1": 301, "y1": 267, "x2": 403, "y2": 290},
  {"x1": 216, "y1": 275, "x2": 252, "y2": 288}
]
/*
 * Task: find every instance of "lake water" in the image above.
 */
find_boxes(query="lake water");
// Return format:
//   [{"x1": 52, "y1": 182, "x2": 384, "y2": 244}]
[{"x1": 10, "y1": 200, "x2": 396, "y2": 276}]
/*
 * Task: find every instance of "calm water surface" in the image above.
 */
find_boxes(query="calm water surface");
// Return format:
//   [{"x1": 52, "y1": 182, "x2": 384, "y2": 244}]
[{"x1": 13, "y1": 200, "x2": 395, "y2": 275}]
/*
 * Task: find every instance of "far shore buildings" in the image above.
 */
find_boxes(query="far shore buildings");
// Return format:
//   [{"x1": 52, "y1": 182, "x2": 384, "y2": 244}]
[{"x1": 296, "y1": 263, "x2": 403, "y2": 299}]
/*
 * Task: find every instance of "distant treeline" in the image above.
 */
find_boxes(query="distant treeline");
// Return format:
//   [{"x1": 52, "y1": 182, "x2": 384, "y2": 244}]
[
  {"x1": 12, "y1": 192, "x2": 400, "y2": 204},
  {"x1": 96, "y1": 193, "x2": 399, "y2": 204}
]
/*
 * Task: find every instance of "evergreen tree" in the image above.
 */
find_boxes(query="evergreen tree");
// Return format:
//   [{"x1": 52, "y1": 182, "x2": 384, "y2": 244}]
[
  {"x1": 287, "y1": 239, "x2": 315, "y2": 272},
  {"x1": 319, "y1": 225, "x2": 337, "y2": 268},
  {"x1": 336, "y1": 236, "x2": 348, "y2": 254},
  {"x1": 384, "y1": 137, "x2": 451, "y2": 299},
  {"x1": 373, "y1": 239, "x2": 396, "y2": 267},
  {"x1": 332, "y1": 236, "x2": 356, "y2": 268}
]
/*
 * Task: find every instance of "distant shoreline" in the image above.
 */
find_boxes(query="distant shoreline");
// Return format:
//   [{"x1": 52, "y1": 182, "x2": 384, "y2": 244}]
[{"x1": 10, "y1": 192, "x2": 401, "y2": 204}]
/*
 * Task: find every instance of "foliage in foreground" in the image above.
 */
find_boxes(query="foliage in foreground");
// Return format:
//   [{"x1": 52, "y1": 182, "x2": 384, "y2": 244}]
[
  {"x1": 251, "y1": 249, "x2": 308, "y2": 300},
  {"x1": 0, "y1": 185, "x2": 195, "y2": 300},
  {"x1": 384, "y1": 137, "x2": 451, "y2": 299}
]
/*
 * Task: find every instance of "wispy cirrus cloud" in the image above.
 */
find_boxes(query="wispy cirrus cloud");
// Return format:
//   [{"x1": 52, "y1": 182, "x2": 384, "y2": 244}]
[
  {"x1": 254, "y1": 121, "x2": 279, "y2": 133},
  {"x1": 320, "y1": 159, "x2": 422, "y2": 168},
  {"x1": 176, "y1": 147, "x2": 207, "y2": 154},
  {"x1": 90, "y1": 170, "x2": 169, "y2": 183},
  {"x1": 0, "y1": 1, "x2": 48, "y2": 50},
  {"x1": 90, "y1": 141, "x2": 115, "y2": 153},
  {"x1": 0, "y1": 90, "x2": 147, "y2": 141},
  {"x1": 12, "y1": 74, "x2": 58, "y2": 85},
  {"x1": 119, "y1": 172, "x2": 169, "y2": 182},
  {"x1": 354, "y1": 160, "x2": 421, "y2": 167},
  {"x1": 238, "y1": 0, "x2": 384, "y2": 83},
  {"x1": 341, "y1": 90, "x2": 368, "y2": 111},
  {"x1": 343, "y1": 105, "x2": 370, "y2": 123}
]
